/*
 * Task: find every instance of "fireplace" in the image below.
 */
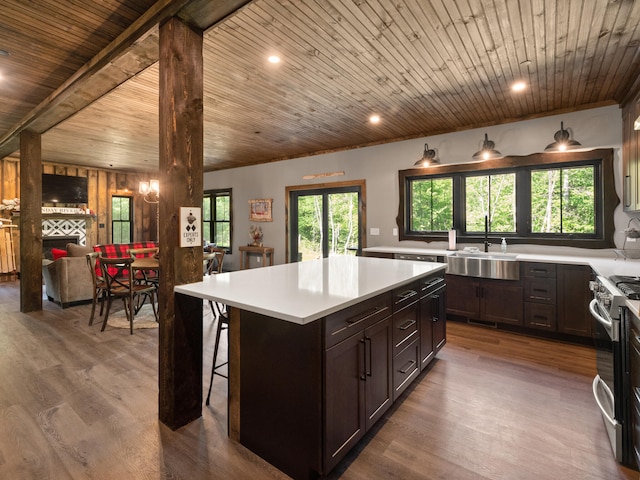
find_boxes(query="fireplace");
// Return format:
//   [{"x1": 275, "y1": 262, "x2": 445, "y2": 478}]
[{"x1": 43, "y1": 235, "x2": 79, "y2": 260}]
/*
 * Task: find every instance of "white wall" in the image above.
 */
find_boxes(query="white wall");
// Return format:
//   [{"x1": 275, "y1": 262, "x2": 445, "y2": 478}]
[{"x1": 205, "y1": 105, "x2": 627, "y2": 270}]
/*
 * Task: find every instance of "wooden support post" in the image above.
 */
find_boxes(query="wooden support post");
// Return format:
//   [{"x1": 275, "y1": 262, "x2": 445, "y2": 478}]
[
  {"x1": 19, "y1": 130, "x2": 42, "y2": 313},
  {"x1": 157, "y1": 16, "x2": 204, "y2": 430}
]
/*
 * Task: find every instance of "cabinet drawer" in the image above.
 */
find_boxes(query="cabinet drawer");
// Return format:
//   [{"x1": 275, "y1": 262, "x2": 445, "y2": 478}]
[
  {"x1": 524, "y1": 277, "x2": 556, "y2": 304},
  {"x1": 393, "y1": 338, "x2": 420, "y2": 400},
  {"x1": 392, "y1": 281, "x2": 420, "y2": 312},
  {"x1": 523, "y1": 262, "x2": 556, "y2": 278},
  {"x1": 325, "y1": 292, "x2": 392, "y2": 348},
  {"x1": 392, "y1": 302, "x2": 419, "y2": 355},
  {"x1": 524, "y1": 302, "x2": 556, "y2": 330}
]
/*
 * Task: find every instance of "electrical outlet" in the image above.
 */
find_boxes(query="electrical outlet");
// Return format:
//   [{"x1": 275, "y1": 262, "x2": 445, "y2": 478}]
[
  {"x1": 370, "y1": 228, "x2": 380, "y2": 235},
  {"x1": 257, "y1": 257, "x2": 261, "y2": 262},
  {"x1": 393, "y1": 228, "x2": 398, "y2": 236}
]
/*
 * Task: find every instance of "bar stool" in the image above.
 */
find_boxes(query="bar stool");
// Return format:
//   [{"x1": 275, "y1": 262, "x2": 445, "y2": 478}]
[
  {"x1": 203, "y1": 246, "x2": 228, "y2": 406},
  {"x1": 205, "y1": 301, "x2": 228, "y2": 406}
]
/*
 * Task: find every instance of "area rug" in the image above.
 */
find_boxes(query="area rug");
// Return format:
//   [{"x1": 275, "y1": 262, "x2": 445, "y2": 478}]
[{"x1": 107, "y1": 303, "x2": 158, "y2": 330}]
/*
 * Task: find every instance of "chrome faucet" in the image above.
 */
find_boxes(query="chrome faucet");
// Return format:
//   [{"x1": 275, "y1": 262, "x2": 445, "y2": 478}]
[{"x1": 484, "y1": 214, "x2": 491, "y2": 252}]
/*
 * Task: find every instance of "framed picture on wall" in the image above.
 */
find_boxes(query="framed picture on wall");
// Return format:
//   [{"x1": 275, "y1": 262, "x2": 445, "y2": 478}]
[{"x1": 249, "y1": 198, "x2": 273, "y2": 222}]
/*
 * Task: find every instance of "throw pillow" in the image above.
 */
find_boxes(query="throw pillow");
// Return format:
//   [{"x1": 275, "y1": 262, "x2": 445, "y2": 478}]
[
  {"x1": 51, "y1": 248, "x2": 68, "y2": 260},
  {"x1": 66, "y1": 243, "x2": 94, "y2": 257}
]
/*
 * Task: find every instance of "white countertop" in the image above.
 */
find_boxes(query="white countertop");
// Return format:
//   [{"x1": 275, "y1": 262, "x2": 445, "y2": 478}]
[
  {"x1": 175, "y1": 255, "x2": 445, "y2": 325},
  {"x1": 363, "y1": 246, "x2": 640, "y2": 278}
]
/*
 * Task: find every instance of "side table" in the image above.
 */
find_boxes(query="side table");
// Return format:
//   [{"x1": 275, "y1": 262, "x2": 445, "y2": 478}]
[{"x1": 239, "y1": 245, "x2": 274, "y2": 269}]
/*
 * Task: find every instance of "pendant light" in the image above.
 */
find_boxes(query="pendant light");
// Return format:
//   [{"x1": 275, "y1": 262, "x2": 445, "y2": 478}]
[
  {"x1": 544, "y1": 121, "x2": 582, "y2": 152},
  {"x1": 414, "y1": 143, "x2": 439, "y2": 167},
  {"x1": 472, "y1": 133, "x2": 503, "y2": 161}
]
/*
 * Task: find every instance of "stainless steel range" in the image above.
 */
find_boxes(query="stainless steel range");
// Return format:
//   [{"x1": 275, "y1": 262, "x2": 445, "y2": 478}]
[{"x1": 590, "y1": 275, "x2": 635, "y2": 468}]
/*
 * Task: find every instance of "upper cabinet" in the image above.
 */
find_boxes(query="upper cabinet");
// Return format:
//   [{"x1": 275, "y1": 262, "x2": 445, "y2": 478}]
[{"x1": 622, "y1": 94, "x2": 640, "y2": 211}]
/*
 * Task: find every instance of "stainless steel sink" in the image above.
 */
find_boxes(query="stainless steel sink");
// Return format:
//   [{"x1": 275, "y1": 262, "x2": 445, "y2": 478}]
[{"x1": 446, "y1": 251, "x2": 520, "y2": 280}]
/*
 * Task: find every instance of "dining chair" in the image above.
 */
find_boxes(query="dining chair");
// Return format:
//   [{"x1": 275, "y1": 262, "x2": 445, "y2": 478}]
[
  {"x1": 128, "y1": 246, "x2": 160, "y2": 312},
  {"x1": 86, "y1": 252, "x2": 107, "y2": 326},
  {"x1": 98, "y1": 256, "x2": 158, "y2": 335},
  {"x1": 204, "y1": 246, "x2": 225, "y2": 275}
]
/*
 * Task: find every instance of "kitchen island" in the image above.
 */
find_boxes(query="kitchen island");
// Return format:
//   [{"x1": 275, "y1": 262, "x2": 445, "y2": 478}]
[{"x1": 175, "y1": 255, "x2": 446, "y2": 479}]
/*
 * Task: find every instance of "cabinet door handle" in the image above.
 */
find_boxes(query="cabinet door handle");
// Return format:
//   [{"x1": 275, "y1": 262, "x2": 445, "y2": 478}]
[
  {"x1": 399, "y1": 359, "x2": 416, "y2": 374},
  {"x1": 365, "y1": 337, "x2": 372, "y2": 377},
  {"x1": 432, "y1": 316, "x2": 439, "y2": 323},
  {"x1": 360, "y1": 338, "x2": 367, "y2": 381},
  {"x1": 399, "y1": 319, "x2": 416, "y2": 331},
  {"x1": 530, "y1": 296, "x2": 548, "y2": 301},
  {"x1": 396, "y1": 290, "x2": 417, "y2": 302}
]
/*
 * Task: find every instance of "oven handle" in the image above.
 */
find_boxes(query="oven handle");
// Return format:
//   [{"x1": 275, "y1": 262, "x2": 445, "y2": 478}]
[
  {"x1": 589, "y1": 298, "x2": 618, "y2": 341},
  {"x1": 592, "y1": 374, "x2": 618, "y2": 427}
]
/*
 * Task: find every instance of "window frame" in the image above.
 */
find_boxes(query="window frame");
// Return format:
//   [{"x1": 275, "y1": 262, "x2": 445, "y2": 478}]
[
  {"x1": 397, "y1": 149, "x2": 618, "y2": 248},
  {"x1": 111, "y1": 194, "x2": 133, "y2": 244},
  {"x1": 203, "y1": 188, "x2": 232, "y2": 252}
]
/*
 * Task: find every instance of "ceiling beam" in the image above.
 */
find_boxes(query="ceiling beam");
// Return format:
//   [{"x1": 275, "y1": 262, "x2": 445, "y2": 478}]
[{"x1": 0, "y1": 0, "x2": 252, "y2": 160}]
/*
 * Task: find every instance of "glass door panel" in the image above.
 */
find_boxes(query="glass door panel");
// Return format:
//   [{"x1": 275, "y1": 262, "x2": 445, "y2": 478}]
[
  {"x1": 328, "y1": 192, "x2": 359, "y2": 256},
  {"x1": 297, "y1": 194, "x2": 323, "y2": 261}
]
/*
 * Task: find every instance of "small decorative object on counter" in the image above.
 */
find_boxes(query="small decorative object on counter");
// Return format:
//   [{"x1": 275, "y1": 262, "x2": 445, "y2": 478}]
[
  {"x1": 501, "y1": 237, "x2": 507, "y2": 253},
  {"x1": 249, "y1": 224, "x2": 263, "y2": 246}
]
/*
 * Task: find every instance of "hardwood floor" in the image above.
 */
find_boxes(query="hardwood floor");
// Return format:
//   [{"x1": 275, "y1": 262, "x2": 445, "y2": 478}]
[{"x1": 0, "y1": 280, "x2": 637, "y2": 479}]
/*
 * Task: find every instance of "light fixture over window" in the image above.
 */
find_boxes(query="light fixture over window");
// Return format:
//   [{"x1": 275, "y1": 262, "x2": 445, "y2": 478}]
[
  {"x1": 472, "y1": 133, "x2": 503, "y2": 161},
  {"x1": 544, "y1": 121, "x2": 582, "y2": 152},
  {"x1": 414, "y1": 143, "x2": 439, "y2": 167}
]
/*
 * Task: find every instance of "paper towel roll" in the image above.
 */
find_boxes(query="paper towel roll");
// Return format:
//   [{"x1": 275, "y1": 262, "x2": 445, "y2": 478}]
[{"x1": 448, "y1": 229, "x2": 457, "y2": 250}]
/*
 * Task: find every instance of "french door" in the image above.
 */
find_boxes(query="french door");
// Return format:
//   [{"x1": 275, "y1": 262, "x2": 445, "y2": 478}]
[{"x1": 288, "y1": 182, "x2": 364, "y2": 262}]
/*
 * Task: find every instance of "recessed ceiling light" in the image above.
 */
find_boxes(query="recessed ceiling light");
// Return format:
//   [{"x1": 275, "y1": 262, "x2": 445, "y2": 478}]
[
  {"x1": 268, "y1": 55, "x2": 280, "y2": 64},
  {"x1": 512, "y1": 81, "x2": 526, "y2": 92},
  {"x1": 369, "y1": 114, "x2": 381, "y2": 124}
]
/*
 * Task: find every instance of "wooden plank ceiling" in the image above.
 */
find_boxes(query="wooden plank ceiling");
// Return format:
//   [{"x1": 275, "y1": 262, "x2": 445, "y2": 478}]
[{"x1": 1, "y1": 0, "x2": 640, "y2": 173}]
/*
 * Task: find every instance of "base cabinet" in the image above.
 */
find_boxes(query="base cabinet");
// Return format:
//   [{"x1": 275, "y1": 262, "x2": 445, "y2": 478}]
[
  {"x1": 447, "y1": 262, "x2": 593, "y2": 339},
  {"x1": 325, "y1": 315, "x2": 392, "y2": 472},
  {"x1": 419, "y1": 276, "x2": 446, "y2": 369},
  {"x1": 446, "y1": 274, "x2": 523, "y2": 325},
  {"x1": 238, "y1": 270, "x2": 447, "y2": 480},
  {"x1": 557, "y1": 264, "x2": 593, "y2": 336}
]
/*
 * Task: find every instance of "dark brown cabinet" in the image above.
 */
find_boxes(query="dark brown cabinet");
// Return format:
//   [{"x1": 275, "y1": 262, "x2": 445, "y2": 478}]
[
  {"x1": 391, "y1": 282, "x2": 420, "y2": 399},
  {"x1": 557, "y1": 264, "x2": 593, "y2": 337},
  {"x1": 418, "y1": 276, "x2": 446, "y2": 369},
  {"x1": 523, "y1": 262, "x2": 557, "y2": 331},
  {"x1": 446, "y1": 274, "x2": 523, "y2": 325},
  {"x1": 237, "y1": 270, "x2": 447, "y2": 479},
  {"x1": 325, "y1": 315, "x2": 392, "y2": 472},
  {"x1": 622, "y1": 93, "x2": 640, "y2": 211}
]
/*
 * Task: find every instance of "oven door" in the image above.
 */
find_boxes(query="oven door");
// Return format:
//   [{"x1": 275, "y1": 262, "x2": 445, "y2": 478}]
[{"x1": 590, "y1": 298, "x2": 623, "y2": 462}]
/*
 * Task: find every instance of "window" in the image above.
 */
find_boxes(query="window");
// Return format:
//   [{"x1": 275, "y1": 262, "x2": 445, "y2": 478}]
[
  {"x1": 397, "y1": 149, "x2": 616, "y2": 248},
  {"x1": 409, "y1": 177, "x2": 453, "y2": 232},
  {"x1": 203, "y1": 189, "x2": 232, "y2": 250},
  {"x1": 531, "y1": 165, "x2": 595, "y2": 234},
  {"x1": 465, "y1": 173, "x2": 516, "y2": 233},
  {"x1": 112, "y1": 195, "x2": 133, "y2": 243}
]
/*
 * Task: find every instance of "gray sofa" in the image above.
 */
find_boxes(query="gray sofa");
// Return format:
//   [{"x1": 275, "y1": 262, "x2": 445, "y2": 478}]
[{"x1": 42, "y1": 243, "x2": 95, "y2": 308}]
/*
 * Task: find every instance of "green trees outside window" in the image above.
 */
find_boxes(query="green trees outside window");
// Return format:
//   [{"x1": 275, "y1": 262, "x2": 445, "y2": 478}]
[
  {"x1": 203, "y1": 189, "x2": 232, "y2": 250},
  {"x1": 465, "y1": 173, "x2": 516, "y2": 233},
  {"x1": 397, "y1": 149, "x2": 616, "y2": 248},
  {"x1": 531, "y1": 165, "x2": 595, "y2": 234},
  {"x1": 112, "y1": 195, "x2": 132, "y2": 243},
  {"x1": 410, "y1": 177, "x2": 453, "y2": 232}
]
